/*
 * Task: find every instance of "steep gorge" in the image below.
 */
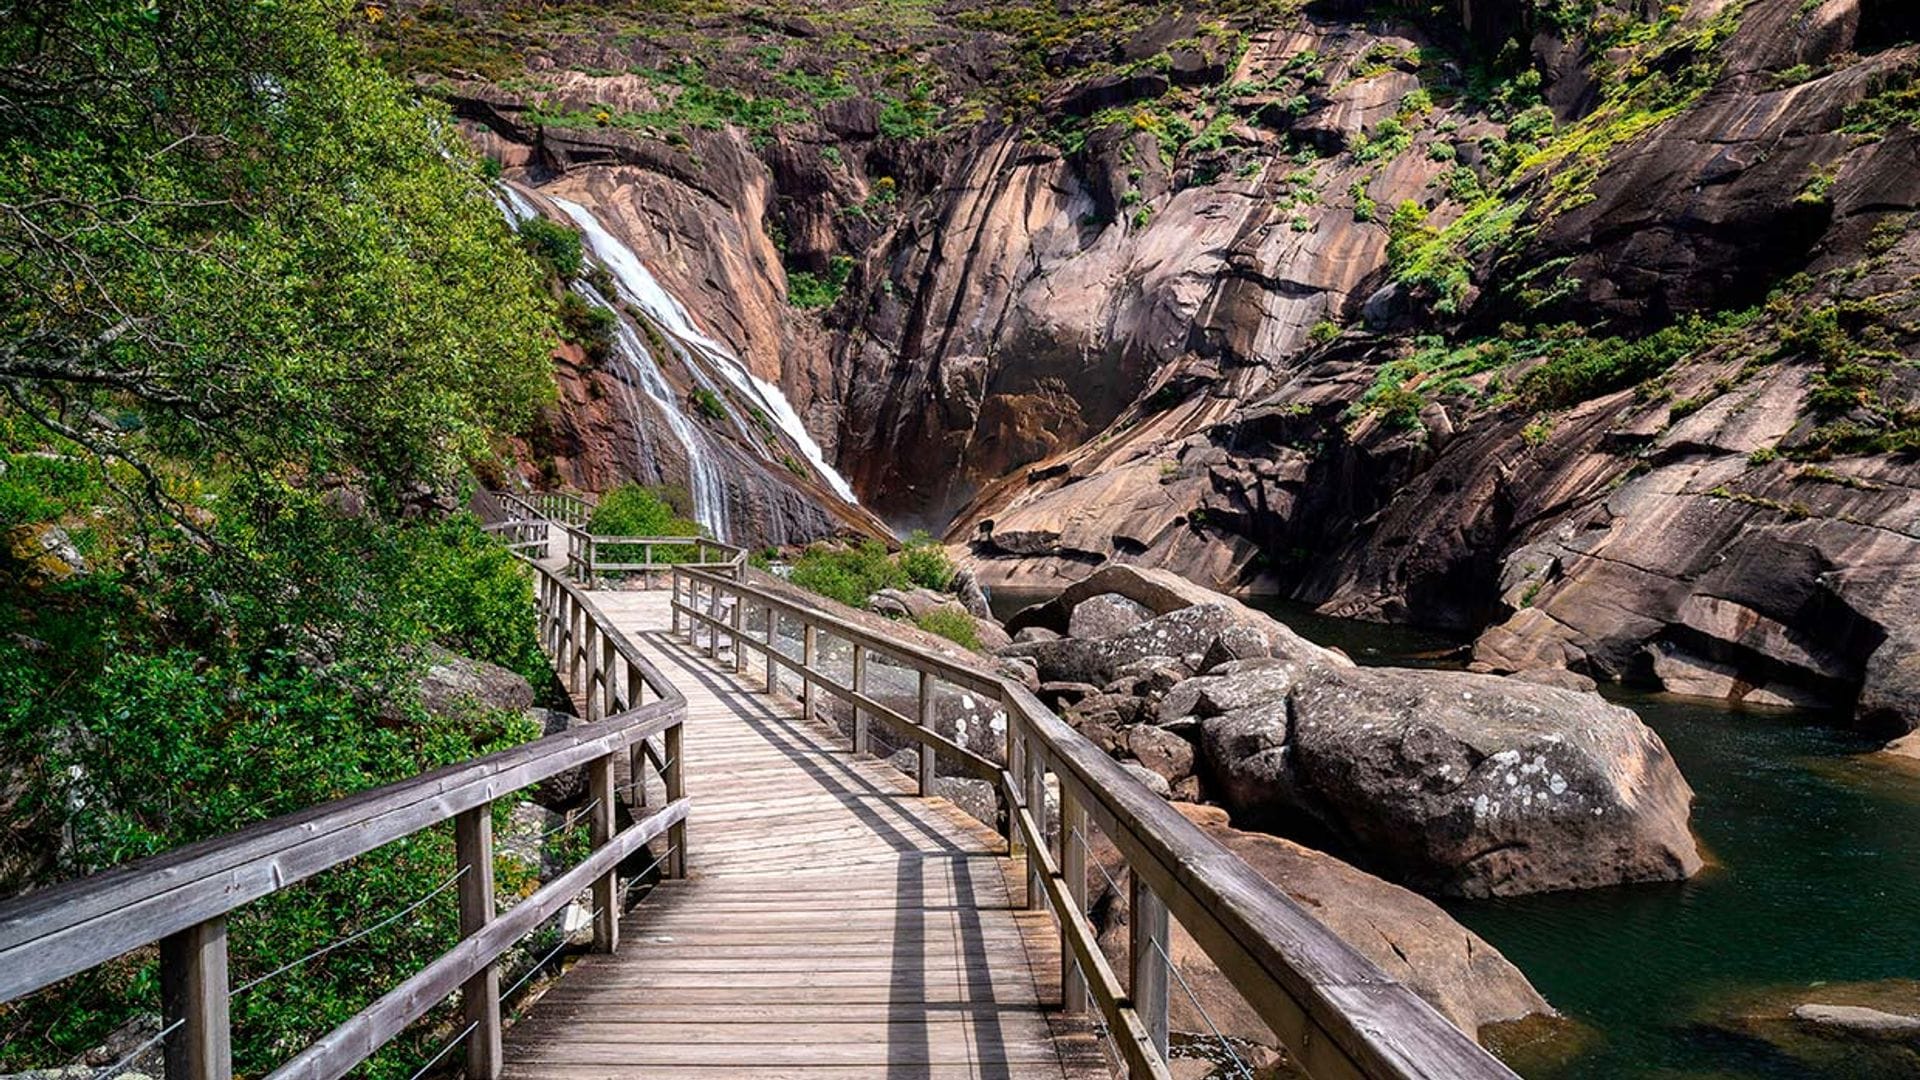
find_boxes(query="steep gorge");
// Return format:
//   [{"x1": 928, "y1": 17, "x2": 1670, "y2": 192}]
[{"x1": 388, "y1": 0, "x2": 1920, "y2": 735}]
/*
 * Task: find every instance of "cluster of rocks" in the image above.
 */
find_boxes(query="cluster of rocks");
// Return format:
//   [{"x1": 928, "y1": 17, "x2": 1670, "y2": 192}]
[{"x1": 993, "y1": 565, "x2": 1704, "y2": 899}]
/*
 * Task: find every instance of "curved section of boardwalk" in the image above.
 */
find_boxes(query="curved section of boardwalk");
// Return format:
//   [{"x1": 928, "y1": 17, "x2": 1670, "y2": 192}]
[{"x1": 502, "y1": 590, "x2": 1106, "y2": 1079}]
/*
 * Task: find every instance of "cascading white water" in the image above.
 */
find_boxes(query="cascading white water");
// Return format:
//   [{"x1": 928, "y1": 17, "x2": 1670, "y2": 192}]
[
  {"x1": 548, "y1": 199, "x2": 860, "y2": 507},
  {"x1": 549, "y1": 197, "x2": 734, "y2": 540}
]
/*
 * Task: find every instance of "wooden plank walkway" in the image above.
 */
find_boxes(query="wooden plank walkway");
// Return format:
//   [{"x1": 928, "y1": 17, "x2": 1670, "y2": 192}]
[{"x1": 501, "y1": 589, "x2": 1109, "y2": 1079}]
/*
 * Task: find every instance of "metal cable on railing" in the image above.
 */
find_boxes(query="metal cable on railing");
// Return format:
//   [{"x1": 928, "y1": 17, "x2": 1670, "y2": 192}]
[
  {"x1": 1149, "y1": 933, "x2": 1254, "y2": 1080},
  {"x1": 82, "y1": 1017, "x2": 184, "y2": 1080},
  {"x1": 537, "y1": 798, "x2": 601, "y2": 840},
  {"x1": 403, "y1": 1020, "x2": 479, "y2": 1080},
  {"x1": 501, "y1": 904, "x2": 605, "y2": 1005},
  {"x1": 619, "y1": 844, "x2": 678, "y2": 906},
  {"x1": 232, "y1": 866, "x2": 470, "y2": 997}
]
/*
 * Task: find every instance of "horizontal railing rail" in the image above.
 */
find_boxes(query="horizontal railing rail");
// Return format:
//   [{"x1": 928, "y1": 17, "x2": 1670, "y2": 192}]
[
  {"x1": 670, "y1": 564, "x2": 1519, "y2": 1080},
  {"x1": 0, "y1": 544, "x2": 690, "y2": 1080},
  {"x1": 560, "y1": 522, "x2": 748, "y2": 586}
]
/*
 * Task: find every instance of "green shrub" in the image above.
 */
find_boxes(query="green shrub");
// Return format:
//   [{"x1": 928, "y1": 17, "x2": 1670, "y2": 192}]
[
  {"x1": 789, "y1": 541, "x2": 906, "y2": 608},
  {"x1": 915, "y1": 607, "x2": 981, "y2": 651},
  {"x1": 691, "y1": 386, "x2": 727, "y2": 421},
  {"x1": 787, "y1": 255, "x2": 855, "y2": 310},
  {"x1": 588, "y1": 484, "x2": 703, "y2": 564},
  {"x1": 557, "y1": 292, "x2": 616, "y2": 361},
  {"x1": 899, "y1": 531, "x2": 956, "y2": 591},
  {"x1": 518, "y1": 217, "x2": 584, "y2": 280}
]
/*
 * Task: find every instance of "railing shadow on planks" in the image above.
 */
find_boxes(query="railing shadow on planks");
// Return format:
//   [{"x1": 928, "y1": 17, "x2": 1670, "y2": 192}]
[
  {"x1": 0, "y1": 555, "x2": 688, "y2": 1080},
  {"x1": 664, "y1": 560, "x2": 1523, "y2": 1080}
]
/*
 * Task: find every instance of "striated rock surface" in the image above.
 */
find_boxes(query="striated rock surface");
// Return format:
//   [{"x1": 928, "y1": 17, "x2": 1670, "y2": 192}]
[{"x1": 395, "y1": 0, "x2": 1920, "y2": 722}]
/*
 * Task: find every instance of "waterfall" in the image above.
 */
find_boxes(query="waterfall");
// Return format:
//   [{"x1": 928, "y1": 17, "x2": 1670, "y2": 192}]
[
  {"x1": 548, "y1": 199, "x2": 860, "y2": 507},
  {"x1": 549, "y1": 198, "x2": 734, "y2": 540}
]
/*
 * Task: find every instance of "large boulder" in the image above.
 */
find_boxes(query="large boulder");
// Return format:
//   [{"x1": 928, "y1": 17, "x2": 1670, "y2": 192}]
[
  {"x1": 869, "y1": 586, "x2": 962, "y2": 621},
  {"x1": 412, "y1": 648, "x2": 534, "y2": 720},
  {"x1": 1091, "y1": 804, "x2": 1555, "y2": 1048},
  {"x1": 1008, "y1": 563, "x2": 1275, "y2": 635},
  {"x1": 1002, "y1": 601, "x2": 1344, "y2": 687},
  {"x1": 1194, "y1": 662, "x2": 1702, "y2": 897},
  {"x1": 1067, "y1": 593, "x2": 1154, "y2": 639}
]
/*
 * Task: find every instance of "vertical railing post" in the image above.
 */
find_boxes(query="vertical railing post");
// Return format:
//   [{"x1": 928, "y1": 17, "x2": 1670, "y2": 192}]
[
  {"x1": 764, "y1": 606, "x2": 778, "y2": 694},
  {"x1": 665, "y1": 720, "x2": 688, "y2": 878},
  {"x1": 589, "y1": 754, "x2": 618, "y2": 952},
  {"x1": 1130, "y1": 875, "x2": 1171, "y2": 1061},
  {"x1": 731, "y1": 592, "x2": 746, "y2": 674},
  {"x1": 160, "y1": 916, "x2": 231, "y2": 1080},
  {"x1": 569, "y1": 598, "x2": 585, "y2": 695},
  {"x1": 644, "y1": 542, "x2": 653, "y2": 591},
  {"x1": 802, "y1": 623, "x2": 818, "y2": 722},
  {"x1": 1002, "y1": 689, "x2": 1023, "y2": 857},
  {"x1": 704, "y1": 580, "x2": 722, "y2": 660},
  {"x1": 852, "y1": 643, "x2": 869, "y2": 755},
  {"x1": 1025, "y1": 743, "x2": 1046, "y2": 911},
  {"x1": 916, "y1": 669, "x2": 935, "y2": 796},
  {"x1": 455, "y1": 806, "x2": 502, "y2": 1079},
  {"x1": 584, "y1": 619, "x2": 602, "y2": 721},
  {"x1": 1059, "y1": 788, "x2": 1088, "y2": 1015},
  {"x1": 671, "y1": 570, "x2": 683, "y2": 636},
  {"x1": 601, "y1": 633, "x2": 617, "y2": 718}
]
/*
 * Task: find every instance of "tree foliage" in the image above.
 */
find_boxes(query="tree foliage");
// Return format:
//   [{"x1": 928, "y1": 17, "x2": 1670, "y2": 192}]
[
  {"x1": 0, "y1": 0, "x2": 555, "y2": 511},
  {"x1": 0, "y1": 4, "x2": 565, "y2": 1075}
]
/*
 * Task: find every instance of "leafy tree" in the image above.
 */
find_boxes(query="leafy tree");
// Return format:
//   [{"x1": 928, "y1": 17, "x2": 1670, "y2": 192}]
[
  {"x1": 0, "y1": 0, "x2": 555, "y2": 516},
  {"x1": 0, "y1": 4, "x2": 565, "y2": 1075}
]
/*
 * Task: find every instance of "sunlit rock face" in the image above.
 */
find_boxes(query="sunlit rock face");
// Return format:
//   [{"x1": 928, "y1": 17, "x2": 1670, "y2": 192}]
[{"x1": 439, "y1": 0, "x2": 1920, "y2": 724}]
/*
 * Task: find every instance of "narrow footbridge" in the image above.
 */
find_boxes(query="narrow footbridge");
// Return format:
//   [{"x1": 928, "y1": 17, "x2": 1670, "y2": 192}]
[{"x1": 0, "y1": 492, "x2": 1518, "y2": 1080}]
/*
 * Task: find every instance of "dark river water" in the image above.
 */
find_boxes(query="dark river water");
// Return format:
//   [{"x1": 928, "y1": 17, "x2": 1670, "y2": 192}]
[{"x1": 987, "y1": 586, "x2": 1920, "y2": 1078}]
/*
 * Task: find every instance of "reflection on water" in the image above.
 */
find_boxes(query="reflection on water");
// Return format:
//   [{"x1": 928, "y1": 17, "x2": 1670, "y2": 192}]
[{"x1": 993, "y1": 582, "x2": 1920, "y2": 1077}]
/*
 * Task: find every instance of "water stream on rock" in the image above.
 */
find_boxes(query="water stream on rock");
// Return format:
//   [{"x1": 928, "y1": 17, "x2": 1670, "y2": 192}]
[
  {"x1": 989, "y1": 588, "x2": 1920, "y2": 1078},
  {"x1": 551, "y1": 197, "x2": 734, "y2": 540},
  {"x1": 552, "y1": 198, "x2": 858, "y2": 507}
]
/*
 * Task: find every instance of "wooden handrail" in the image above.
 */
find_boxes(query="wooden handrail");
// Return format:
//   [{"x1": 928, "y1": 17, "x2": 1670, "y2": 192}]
[
  {"x1": 0, "y1": 553, "x2": 692, "y2": 1080},
  {"x1": 670, "y1": 564, "x2": 1519, "y2": 1080}
]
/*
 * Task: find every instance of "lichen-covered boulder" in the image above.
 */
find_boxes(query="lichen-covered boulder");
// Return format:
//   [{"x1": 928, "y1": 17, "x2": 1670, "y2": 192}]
[{"x1": 1195, "y1": 662, "x2": 1703, "y2": 897}]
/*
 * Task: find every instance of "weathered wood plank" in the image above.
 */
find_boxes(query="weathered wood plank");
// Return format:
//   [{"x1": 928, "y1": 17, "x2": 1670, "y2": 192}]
[{"x1": 499, "y1": 589, "x2": 1102, "y2": 1080}]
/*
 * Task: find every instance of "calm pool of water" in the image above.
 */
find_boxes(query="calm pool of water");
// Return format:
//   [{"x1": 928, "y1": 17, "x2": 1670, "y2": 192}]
[{"x1": 998, "y1": 585, "x2": 1920, "y2": 1077}]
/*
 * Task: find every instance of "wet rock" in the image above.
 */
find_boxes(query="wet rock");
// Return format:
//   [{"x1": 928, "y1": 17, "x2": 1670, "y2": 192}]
[
  {"x1": 1703, "y1": 978, "x2": 1920, "y2": 1078},
  {"x1": 1510, "y1": 667, "x2": 1599, "y2": 693},
  {"x1": 1068, "y1": 592, "x2": 1154, "y2": 639}
]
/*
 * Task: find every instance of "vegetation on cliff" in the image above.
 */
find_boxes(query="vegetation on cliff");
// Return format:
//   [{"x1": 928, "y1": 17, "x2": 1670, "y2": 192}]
[{"x1": 1, "y1": 0, "x2": 563, "y2": 1074}]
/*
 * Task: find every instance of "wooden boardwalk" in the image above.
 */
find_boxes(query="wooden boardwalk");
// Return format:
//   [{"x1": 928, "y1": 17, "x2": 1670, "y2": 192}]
[{"x1": 501, "y1": 590, "x2": 1108, "y2": 1079}]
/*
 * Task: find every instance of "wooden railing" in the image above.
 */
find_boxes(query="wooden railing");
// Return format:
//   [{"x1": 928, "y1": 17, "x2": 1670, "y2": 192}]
[
  {"x1": 0, "y1": 559, "x2": 690, "y2": 1080},
  {"x1": 670, "y1": 564, "x2": 1521, "y2": 1080},
  {"x1": 563, "y1": 527, "x2": 747, "y2": 586}
]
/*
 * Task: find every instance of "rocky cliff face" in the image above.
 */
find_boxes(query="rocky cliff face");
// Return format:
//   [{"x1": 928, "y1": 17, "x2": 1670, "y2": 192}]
[{"x1": 379, "y1": 0, "x2": 1920, "y2": 729}]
